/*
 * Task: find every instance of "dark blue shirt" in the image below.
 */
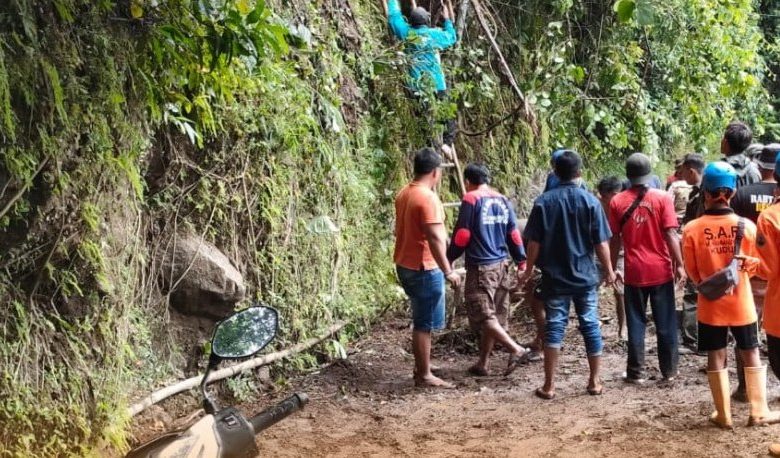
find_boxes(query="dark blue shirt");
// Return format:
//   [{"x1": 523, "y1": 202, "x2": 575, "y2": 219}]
[
  {"x1": 524, "y1": 182, "x2": 612, "y2": 296},
  {"x1": 447, "y1": 188, "x2": 525, "y2": 267}
]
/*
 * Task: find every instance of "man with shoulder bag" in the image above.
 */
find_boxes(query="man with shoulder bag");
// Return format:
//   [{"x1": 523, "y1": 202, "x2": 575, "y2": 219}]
[
  {"x1": 609, "y1": 153, "x2": 684, "y2": 384},
  {"x1": 682, "y1": 162, "x2": 780, "y2": 428}
]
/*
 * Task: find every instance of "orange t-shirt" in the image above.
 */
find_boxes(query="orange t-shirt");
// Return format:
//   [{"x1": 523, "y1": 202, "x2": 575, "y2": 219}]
[
  {"x1": 394, "y1": 182, "x2": 445, "y2": 271},
  {"x1": 757, "y1": 203, "x2": 780, "y2": 336},
  {"x1": 682, "y1": 211, "x2": 758, "y2": 326}
]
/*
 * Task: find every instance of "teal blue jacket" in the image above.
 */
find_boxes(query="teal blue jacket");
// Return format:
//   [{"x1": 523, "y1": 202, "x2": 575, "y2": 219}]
[{"x1": 387, "y1": 0, "x2": 457, "y2": 92}]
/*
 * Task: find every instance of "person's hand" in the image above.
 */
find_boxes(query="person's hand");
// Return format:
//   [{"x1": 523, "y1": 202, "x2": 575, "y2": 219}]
[
  {"x1": 517, "y1": 267, "x2": 533, "y2": 287},
  {"x1": 734, "y1": 254, "x2": 760, "y2": 273},
  {"x1": 445, "y1": 271, "x2": 461, "y2": 287},
  {"x1": 675, "y1": 265, "x2": 687, "y2": 284},
  {"x1": 441, "y1": 3, "x2": 451, "y2": 20},
  {"x1": 602, "y1": 269, "x2": 616, "y2": 287}
]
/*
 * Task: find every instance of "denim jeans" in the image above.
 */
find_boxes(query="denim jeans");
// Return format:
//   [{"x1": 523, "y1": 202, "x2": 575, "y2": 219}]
[
  {"x1": 624, "y1": 280, "x2": 679, "y2": 379},
  {"x1": 544, "y1": 287, "x2": 603, "y2": 356},
  {"x1": 396, "y1": 265, "x2": 446, "y2": 331}
]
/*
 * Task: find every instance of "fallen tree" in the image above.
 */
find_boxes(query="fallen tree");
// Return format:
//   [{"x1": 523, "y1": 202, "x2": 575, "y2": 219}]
[{"x1": 128, "y1": 321, "x2": 347, "y2": 417}]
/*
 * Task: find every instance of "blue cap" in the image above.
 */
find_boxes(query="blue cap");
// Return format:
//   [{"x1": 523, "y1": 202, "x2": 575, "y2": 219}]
[{"x1": 702, "y1": 162, "x2": 737, "y2": 193}]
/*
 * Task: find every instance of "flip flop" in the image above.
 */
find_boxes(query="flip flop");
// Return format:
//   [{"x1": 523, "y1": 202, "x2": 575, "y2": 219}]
[
  {"x1": 535, "y1": 387, "x2": 555, "y2": 400},
  {"x1": 467, "y1": 366, "x2": 489, "y2": 377},
  {"x1": 503, "y1": 349, "x2": 530, "y2": 376}
]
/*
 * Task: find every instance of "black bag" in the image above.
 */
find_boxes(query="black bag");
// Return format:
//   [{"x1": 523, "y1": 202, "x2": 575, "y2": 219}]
[
  {"x1": 619, "y1": 186, "x2": 649, "y2": 230},
  {"x1": 697, "y1": 218, "x2": 745, "y2": 301}
]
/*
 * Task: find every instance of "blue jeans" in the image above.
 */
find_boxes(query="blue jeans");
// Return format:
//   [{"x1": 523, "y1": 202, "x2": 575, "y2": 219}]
[
  {"x1": 624, "y1": 281, "x2": 679, "y2": 379},
  {"x1": 544, "y1": 287, "x2": 602, "y2": 356},
  {"x1": 396, "y1": 266, "x2": 446, "y2": 331}
]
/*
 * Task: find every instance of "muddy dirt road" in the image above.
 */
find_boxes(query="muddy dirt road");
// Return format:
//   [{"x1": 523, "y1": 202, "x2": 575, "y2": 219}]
[
  {"x1": 132, "y1": 293, "x2": 780, "y2": 457},
  {"x1": 248, "y1": 301, "x2": 780, "y2": 457}
]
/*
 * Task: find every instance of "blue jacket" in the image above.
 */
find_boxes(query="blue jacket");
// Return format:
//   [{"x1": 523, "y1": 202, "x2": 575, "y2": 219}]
[
  {"x1": 387, "y1": 0, "x2": 457, "y2": 92},
  {"x1": 446, "y1": 187, "x2": 526, "y2": 267}
]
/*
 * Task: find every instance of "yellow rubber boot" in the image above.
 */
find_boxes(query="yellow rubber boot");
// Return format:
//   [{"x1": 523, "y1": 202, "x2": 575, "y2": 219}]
[
  {"x1": 770, "y1": 443, "x2": 780, "y2": 457},
  {"x1": 745, "y1": 366, "x2": 780, "y2": 426},
  {"x1": 707, "y1": 369, "x2": 733, "y2": 429}
]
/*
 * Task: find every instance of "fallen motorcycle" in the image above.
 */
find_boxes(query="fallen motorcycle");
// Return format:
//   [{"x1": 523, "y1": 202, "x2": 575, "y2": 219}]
[{"x1": 127, "y1": 305, "x2": 308, "y2": 458}]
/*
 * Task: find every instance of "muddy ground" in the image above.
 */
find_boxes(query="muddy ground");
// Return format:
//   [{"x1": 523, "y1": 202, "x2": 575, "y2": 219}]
[{"x1": 132, "y1": 290, "x2": 780, "y2": 457}]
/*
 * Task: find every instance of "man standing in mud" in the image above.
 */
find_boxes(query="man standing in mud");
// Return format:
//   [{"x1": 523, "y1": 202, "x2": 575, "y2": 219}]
[
  {"x1": 730, "y1": 144, "x2": 780, "y2": 401},
  {"x1": 609, "y1": 153, "x2": 683, "y2": 385},
  {"x1": 683, "y1": 162, "x2": 780, "y2": 428},
  {"x1": 446, "y1": 163, "x2": 530, "y2": 377},
  {"x1": 394, "y1": 147, "x2": 461, "y2": 388},
  {"x1": 522, "y1": 150, "x2": 615, "y2": 399}
]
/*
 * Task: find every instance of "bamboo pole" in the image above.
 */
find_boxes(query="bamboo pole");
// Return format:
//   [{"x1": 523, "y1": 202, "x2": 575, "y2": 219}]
[
  {"x1": 470, "y1": 0, "x2": 538, "y2": 134},
  {"x1": 128, "y1": 321, "x2": 347, "y2": 417}
]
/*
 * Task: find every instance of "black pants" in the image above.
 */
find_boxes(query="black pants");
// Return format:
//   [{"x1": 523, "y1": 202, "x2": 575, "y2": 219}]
[
  {"x1": 625, "y1": 281, "x2": 679, "y2": 379},
  {"x1": 768, "y1": 334, "x2": 780, "y2": 381},
  {"x1": 410, "y1": 89, "x2": 457, "y2": 147}
]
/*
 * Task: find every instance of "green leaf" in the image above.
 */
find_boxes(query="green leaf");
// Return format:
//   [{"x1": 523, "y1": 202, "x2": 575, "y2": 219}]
[
  {"x1": 613, "y1": 0, "x2": 635, "y2": 23},
  {"x1": 635, "y1": 0, "x2": 655, "y2": 26}
]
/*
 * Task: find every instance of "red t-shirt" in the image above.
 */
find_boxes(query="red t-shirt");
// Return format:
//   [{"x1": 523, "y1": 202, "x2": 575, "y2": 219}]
[
  {"x1": 394, "y1": 182, "x2": 445, "y2": 270},
  {"x1": 608, "y1": 187, "x2": 678, "y2": 287}
]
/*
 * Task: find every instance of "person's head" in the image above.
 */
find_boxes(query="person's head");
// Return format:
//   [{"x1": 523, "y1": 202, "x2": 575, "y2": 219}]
[
  {"x1": 553, "y1": 150, "x2": 582, "y2": 182},
  {"x1": 702, "y1": 162, "x2": 737, "y2": 208},
  {"x1": 625, "y1": 152, "x2": 653, "y2": 187},
  {"x1": 721, "y1": 121, "x2": 753, "y2": 156},
  {"x1": 756, "y1": 143, "x2": 780, "y2": 181},
  {"x1": 746, "y1": 143, "x2": 765, "y2": 161},
  {"x1": 550, "y1": 148, "x2": 566, "y2": 168},
  {"x1": 597, "y1": 176, "x2": 623, "y2": 203},
  {"x1": 413, "y1": 147, "x2": 442, "y2": 184},
  {"x1": 463, "y1": 163, "x2": 490, "y2": 190},
  {"x1": 681, "y1": 153, "x2": 705, "y2": 186},
  {"x1": 673, "y1": 158, "x2": 684, "y2": 177},
  {"x1": 409, "y1": 6, "x2": 431, "y2": 28}
]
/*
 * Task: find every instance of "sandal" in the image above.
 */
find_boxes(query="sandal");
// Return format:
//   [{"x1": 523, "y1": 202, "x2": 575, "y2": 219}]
[
  {"x1": 503, "y1": 349, "x2": 530, "y2": 376},
  {"x1": 535, "y1": 387, "x2": 556, "y2": 400}
]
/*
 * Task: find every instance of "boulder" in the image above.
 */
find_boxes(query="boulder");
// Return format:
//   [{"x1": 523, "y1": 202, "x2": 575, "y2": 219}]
[{"x1": 161, "y1": 235, "x2": 245, "y2": 319}]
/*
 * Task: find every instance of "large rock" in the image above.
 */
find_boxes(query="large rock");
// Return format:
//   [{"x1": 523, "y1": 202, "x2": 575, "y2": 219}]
[{"x1": 161, "y1": 235, "x2": 246, "y2": 319}]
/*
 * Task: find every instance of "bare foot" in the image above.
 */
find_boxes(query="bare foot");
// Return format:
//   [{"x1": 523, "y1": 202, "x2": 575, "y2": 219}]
[
  {"x1": 467, "y1": 365, "x2": 489, "y2": 377},
  {"x1": 587, "y1": 380, "x2": 603, "y2": 395},
  {"x1": 414, "y1": 374, "x2": 455, "y2": 389}
]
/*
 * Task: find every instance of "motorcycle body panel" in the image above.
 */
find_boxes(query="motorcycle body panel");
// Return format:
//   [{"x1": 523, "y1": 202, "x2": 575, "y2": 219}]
[{"x1": 127, "y1": 409, "x2": 257, "y2": 458}]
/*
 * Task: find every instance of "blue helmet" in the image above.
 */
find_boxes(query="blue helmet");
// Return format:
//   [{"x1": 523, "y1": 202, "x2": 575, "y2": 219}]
[{"x1": 702, "y1": 162, "x2": 737, "y2": 193}]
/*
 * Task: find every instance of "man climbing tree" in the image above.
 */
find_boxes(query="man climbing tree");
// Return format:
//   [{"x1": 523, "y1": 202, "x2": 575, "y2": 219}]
[
  {"x1": 446, "y1": 163, "x2": 530, "y2": 377},
  {"x1": 384, "y1": 0, "x2": 458, "y2": 156}
]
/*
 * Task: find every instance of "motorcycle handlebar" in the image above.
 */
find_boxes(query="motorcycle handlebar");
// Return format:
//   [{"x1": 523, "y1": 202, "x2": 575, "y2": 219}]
[{"x1": 249, "y1": 393, "x2": 309, "y2": 435}]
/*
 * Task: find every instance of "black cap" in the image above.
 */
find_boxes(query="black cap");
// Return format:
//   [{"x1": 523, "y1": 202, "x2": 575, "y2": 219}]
[
  {"x1": 625, "y1": 153, "x2": 652, "y2": 186},
  {"x1": 757, "y1": 144, "x2": 780, "y2": 170},
  {"x1": 409, "y1": 7, "x2": 431, "y2": 27}
]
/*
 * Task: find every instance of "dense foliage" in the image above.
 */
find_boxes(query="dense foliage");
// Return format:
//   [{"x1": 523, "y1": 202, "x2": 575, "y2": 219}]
[{"x1": 0, "y1": 0, "x2": 774, "y2": 455}]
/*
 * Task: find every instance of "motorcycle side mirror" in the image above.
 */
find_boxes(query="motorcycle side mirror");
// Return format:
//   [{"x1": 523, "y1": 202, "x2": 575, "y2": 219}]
[{"x1": 200, "y1": 305, "x2": 279, "y2": 414}]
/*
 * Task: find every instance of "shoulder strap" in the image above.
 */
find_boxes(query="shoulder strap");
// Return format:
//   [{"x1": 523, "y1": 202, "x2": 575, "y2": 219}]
[
  {"x1": 620, "y1": 186, "x2": 649, "y2": 230},
  {"x1": 733, "y1": 217, "x2": 745, "y2": 257}
]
